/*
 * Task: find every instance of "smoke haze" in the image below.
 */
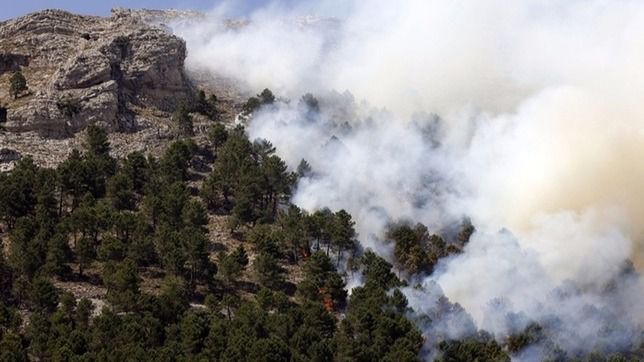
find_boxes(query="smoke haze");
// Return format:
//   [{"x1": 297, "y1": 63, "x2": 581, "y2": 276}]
[{"x1": 174, "y1": 0, "x2": 644, "y2": 357}]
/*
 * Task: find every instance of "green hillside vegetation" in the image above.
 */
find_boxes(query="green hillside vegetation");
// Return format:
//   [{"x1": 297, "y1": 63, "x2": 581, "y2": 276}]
[
  {"x1": 0, "y1": 116, "x2": 427, "y2": 361},
  {"x1": 1, "y1": 92, "x2": 639, "y2": 361}
]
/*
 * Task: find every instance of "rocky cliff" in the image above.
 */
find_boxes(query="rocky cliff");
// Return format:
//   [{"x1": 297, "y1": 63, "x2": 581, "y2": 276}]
[{"x1": 0, "y1": 9, "x2": 195, "y2": 138}]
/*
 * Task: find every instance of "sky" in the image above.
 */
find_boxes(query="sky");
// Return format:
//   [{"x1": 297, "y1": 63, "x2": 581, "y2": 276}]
[{"x1": 0, "y1": 0, "x2": 269, "y2": 20}]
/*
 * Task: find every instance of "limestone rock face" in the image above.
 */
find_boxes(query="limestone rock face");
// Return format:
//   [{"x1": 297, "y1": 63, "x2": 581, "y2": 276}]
[{"x1": 0, "y1": 9, "x2": 194, "y2": 137}]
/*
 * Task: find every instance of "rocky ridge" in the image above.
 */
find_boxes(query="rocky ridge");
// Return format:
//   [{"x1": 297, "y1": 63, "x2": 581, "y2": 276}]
[{"x1": 0, "y1": 9, "x2": 195, "y2": 138}]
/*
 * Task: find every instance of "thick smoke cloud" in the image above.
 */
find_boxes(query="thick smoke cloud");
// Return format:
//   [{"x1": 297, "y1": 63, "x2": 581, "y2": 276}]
[{"x1": 174, "y1": 0, "x2": 644, "y2": 357}]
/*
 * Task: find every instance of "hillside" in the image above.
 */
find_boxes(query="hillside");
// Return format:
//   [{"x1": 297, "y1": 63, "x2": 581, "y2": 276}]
[
  {"x1": 0, "y1": 6, "x2": 642, "y2": 362},
  {"x1": 0, "y1": 9, "x2": 240, "y2": 170}
]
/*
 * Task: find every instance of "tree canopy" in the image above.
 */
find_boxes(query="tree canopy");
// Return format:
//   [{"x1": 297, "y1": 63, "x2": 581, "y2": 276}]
[{"x1": 9, "y1": 70, "x2": 28, "y2": 99}]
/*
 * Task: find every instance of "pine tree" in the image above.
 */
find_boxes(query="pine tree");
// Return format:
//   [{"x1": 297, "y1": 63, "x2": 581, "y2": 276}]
[
  {"x1": 9, "y1": 70, "x2": 27, "y2": 99},
  {"x1": 58, "y1": 149, "x2": 86, "y2": 212},
  {"x1": 254, "y1": 252, "x2": 285, "y2": 290},
  {"x1": 103, "y1": 259, "x2": 140, "y2": 311},
  {"x1": 160, "y1": 140, "x2": 196, "y2": 183},
  {"x1": 158, "y1": 275, "x2": 189, "y2": 323},
  {"x1": 278, "y1": 205, "x2": 307, "y2": 263},
  {"x1": 182, "y1": 226, "x2": 215, "y2": 290},
  {"x1": 298, "y1": 251, "x2": 347, "y2": 310},
  {"x1": 83, "y1": 125, "x2": 116, "y2": 198},
  {"x1": 1, "y1": 157, "x2": 39, "y2": 229},
  {"x1": 218, "y1": 246, "x2": 248, "y2": 287},
  {"x1": 44, "y1": 233, "x2": 72, "y2": 277},
  {"x1": 207, "y1": 123, "x2": 228, "y2": 151},
  {"x1": 85, "y1": 125, "x2": 110, "y2": 157},
  {"x1": 331, "y1": 209, "x2": 356, "y2": 265},
  {"x1": 107, "y1": 171, "x2": 136, "y2": 211},
  {"x1": 174, "y1": 103, "x2": 194, "y2": 137},
  {"x1": 122, "y1": 151, "x2": 150, "y2": 193},
  {"x1": 75, "y1": 236, "x2": 95, "y2": 277},
  {"x1": 29, "y1": 277, "x2": 59, "y2": 313},
  {"x1": 9, "y1": 217, "x2": 44, "y2": 279},
  {"x1": 0, "y1": 331, "x2": 27, "y2": 362}
]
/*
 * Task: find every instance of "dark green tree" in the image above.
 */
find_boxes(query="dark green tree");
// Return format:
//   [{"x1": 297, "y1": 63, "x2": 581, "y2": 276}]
[
  {"x1": 180, "y1": 309, "x2": 210, "y2": 357},
  {"x1": 361, "y1": 250, "x2": 403, "y2": 290},
  {"x1": 29, "y1": 277, "x2": 59, "y2": 313},
  {"x1": 278, "y1": 205, "x2": 307, "y2": 263},
  {"x1": 182, "y1": 226, "x2": 216, "y2": 290},
  {"x1": 306, "y1": 208, "x2": 333, "y2": 252},
  {"x1": 248, "y1": 336, "x2": 291, "y2": 362},
  {"x1": 0, "y1": 331, "x2": 27, "y2": 362},
  {"x1": 218, "y1": 245, "x2": 248, "y2": 287},
  {"x1": 334, "y1": 279, "x2": 422, "y2": 361},
  {"x1": 75, "y1": 236, "x2": 95, "y2": 277},
  {"x1": 229, "y1": 186, "x2": 258, "y2": 229},
  {"x1": 97, "y1": 235, "x2": 126, "y2": 262},
  {"x1": 247, "y1": 224, "x2": 282, "y2": 259},
  {"x1": 207, "y1": 123, "x2": 228, "y2": 151},
  {"x1": 103, "y1": 259, "x2": 140, "y2": 311},
  {"x1": 182, "y1": 199, "x2": 209, "y2": 231},
  {"x1": 160, "y1": 139, "x2": 197, "y2": 183},
  {"x1": 44, "y1": 233, "x2": 73, "y2": 277},
  {"x1": 437, "y1": 333, "x2": 510, "y2": 362},
  {"x1": 331, "y1": 209, "x2": 357, "y2": 265},
  {"x1": 75, "y1": 298, "x2": 93, "y2": 330},
  {"x1": 259, "y1": 88, "x2": 276, "y2": 105},
  {"x1": 83, "y1": 125, "x2": 116, "y2": 198},
  {"x1": 9, "y1": 70, "x2": 27, "y2": 99},
  {"x1": 0, "y1": 157, "x2": 38, "y2": 229},
  {"x1": 242, "y1": 96, "x2": 261, "y2": 115},
  {"x1": 85, "y1": 125, "x2": 110, "y2": 157},
  {"x1": 174, "y1": 103, "x2": 194, "y2": 137},
  {"x1": 193, "y1": 89, "x2": 218, "y2": 120},
  {"x1": 158, "y1": 275, "x2": 189, "y2": 324},
  {"x1": 56, "y1": 97, "x2": 81, "y2": 119},
  {"x1": 260, "y1": 153, "x2": 293, "y2": 221},
  {"x1": 242, "y1": 88, "x2": 275, "y2": 115},
  {"x1": 203, "y1": 130, "x2": 254, "y2": 207},
  {"x1": 107, "y1": 171, "x2": 136, "y2": 211},
  {"x1": 155, "y1": 226, "x2": 187, "y2": 276},
  {"x1": 387, "y1": 222, "x2": 432, "y2": 275},
  {"x1": 298, "y1": 251, "x2": 347, "y2": 311},
  {"x1": 122, "y1": 151, "x2": 150, "y2": 194},
  {"x1": 254, "y1": 252, "x2": 285, "y2": 290},
  {"x1": 9, "y1": 217, "x2": 45, "y2": 279},
  {"x1": 57, "y1": 149, "x2": 86, "y2": 212},
  {"x1": 0, "y1": 249, "x2": 14, "y2": 303}
]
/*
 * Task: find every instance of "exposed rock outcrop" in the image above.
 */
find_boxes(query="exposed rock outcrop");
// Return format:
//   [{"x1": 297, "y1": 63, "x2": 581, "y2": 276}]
[
  {"x1": 0, "y1": 53, "x2": 29, "y2": 75},
  {"x1": 0, "y1": 9, "x2": 195, "y2": 137}
]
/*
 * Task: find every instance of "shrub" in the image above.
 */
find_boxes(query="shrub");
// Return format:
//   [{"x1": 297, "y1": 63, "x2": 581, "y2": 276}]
[
  {"x1": 56, "y1": 97, "x2": 82, "y2": 118},
  {"x1": 9, "y1": 70, "x2": 27, "y2": 99}
]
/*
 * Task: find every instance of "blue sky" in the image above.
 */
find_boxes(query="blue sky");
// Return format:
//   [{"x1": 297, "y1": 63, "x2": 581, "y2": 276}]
[{"x1": 1, "y1": 0, "x2": 270, "y2": 20}]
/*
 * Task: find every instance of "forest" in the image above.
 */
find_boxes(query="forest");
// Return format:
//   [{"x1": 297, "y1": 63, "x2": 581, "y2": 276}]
[{"x1": 0, "y1": 90, "x2": 640, "y2": 362}]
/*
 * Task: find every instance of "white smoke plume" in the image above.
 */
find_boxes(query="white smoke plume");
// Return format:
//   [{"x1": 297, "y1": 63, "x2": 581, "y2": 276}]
[{"x1": 173, "y1": 0, "x2": 644, "y2": 357}]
